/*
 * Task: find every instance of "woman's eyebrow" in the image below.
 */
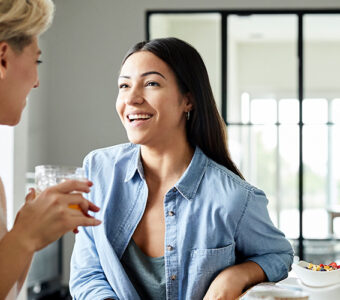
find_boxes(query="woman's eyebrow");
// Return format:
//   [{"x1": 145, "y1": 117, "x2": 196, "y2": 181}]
[
  {"x1": 141, "y1": 71, "x2": 166, "y2": 79},
  {"x1": 119, "y1": 71, "x2": 166, "y2": 80}
]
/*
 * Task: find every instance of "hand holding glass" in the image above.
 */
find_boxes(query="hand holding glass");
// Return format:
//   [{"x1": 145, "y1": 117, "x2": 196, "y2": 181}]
[{"x1": 35, "y1": 165, "x2": 87, "y2": 211}]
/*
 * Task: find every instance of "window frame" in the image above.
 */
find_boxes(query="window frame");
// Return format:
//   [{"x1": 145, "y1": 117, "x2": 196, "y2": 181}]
[{"x1": 146, "y1": 9, "x2": 340, "y2": 260}]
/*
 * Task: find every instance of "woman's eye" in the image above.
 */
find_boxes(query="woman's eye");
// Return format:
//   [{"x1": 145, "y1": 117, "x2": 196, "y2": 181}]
[
  {"x1": 36, "y1": 60, "x2": 43, "y2": 65},
  {"x1": 146, "y1": 81, "x2": 160, "y2": 87},
  {"x1": 119, "y1": 83, "x2": 129, "y2": 89}
]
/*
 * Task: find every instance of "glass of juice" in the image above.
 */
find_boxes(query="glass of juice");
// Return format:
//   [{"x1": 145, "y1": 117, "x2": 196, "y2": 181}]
[{"x1": 35, "y1": 165, "x2": 86, "y2": 210}]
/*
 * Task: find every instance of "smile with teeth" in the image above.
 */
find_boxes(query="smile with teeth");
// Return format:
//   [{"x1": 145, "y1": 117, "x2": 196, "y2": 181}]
[{"x1": 127, "y1": 114, "x2": 152, "y2": 122}]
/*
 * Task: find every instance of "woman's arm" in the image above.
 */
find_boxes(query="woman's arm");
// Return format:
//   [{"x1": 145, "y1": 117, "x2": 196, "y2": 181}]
[
  {"x1": 233, "y1": 187, "x2": 294, "y2": 282},
  {"x1": 203, "y1": 261, "x2": 266, "y2": 300},
  {"x1": 13, "y1": 190, "x2": 35, "y2": 294},
  {"x1": 0, "y1": 180, "x2": 101, "y2": 299},
  {"x1": 0, "y1": 180, "x2": 33, "y2": 298},
  {"x1": 16, "y1": 259, "x2": 32, "y2": 294},
  {"x1": 204, "y1": 187, "x2": 293, "y2": 299},
  {"x1": 0, "y1": 228, "x2": 34, "y2": 299}
]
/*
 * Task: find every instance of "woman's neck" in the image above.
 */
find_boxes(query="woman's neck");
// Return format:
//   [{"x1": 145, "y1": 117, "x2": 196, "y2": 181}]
[{"x1": 141, "y1": 140, "x2": 194, "y2": 185}]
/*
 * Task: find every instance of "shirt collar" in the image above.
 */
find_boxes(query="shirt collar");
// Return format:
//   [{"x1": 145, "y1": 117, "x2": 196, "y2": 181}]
[
  {"x1": 124, "y1": 145, "x2": 208, "y2": 201},
  {"x1": 124, "y1": 144, "x2": 145, "y2": 182},
  {"x1": 174, "y1": 147, "x2": 208, "y2": 201}
]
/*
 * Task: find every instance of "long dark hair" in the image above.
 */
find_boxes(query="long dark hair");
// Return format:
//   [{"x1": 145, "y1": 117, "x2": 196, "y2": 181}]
[{"x1": 122, "y1": 37, "x2": 243, "y2": 179}]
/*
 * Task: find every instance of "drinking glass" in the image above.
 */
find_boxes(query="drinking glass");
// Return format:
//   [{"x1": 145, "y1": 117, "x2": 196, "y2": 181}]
[{"x1": 35, "y1": 165, "x2": 86, "y2": 210}]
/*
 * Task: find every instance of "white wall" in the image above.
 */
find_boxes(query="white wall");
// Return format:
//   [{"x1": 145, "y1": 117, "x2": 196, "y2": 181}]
[{"x1": 26, "y1": 0, "x2": 340, "y2": 288}]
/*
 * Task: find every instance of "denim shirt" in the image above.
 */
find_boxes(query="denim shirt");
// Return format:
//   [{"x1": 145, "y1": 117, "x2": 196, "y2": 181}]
[{"x1": 70, "y1": 143, "x2": 294, "y2": 300}]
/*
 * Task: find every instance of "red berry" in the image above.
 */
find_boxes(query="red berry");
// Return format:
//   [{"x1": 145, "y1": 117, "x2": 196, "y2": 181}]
[{"x1": 329, "y1": 262, "x2": 337, "y2": 269}]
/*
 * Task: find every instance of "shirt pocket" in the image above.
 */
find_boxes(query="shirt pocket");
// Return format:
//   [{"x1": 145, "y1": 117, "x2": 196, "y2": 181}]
[
  {"x1": 189, "y1": 242, "x2": 235, "y2": 274},
  {"x1": 186, "y1": 243, "x2": 235, "y2": 299}
]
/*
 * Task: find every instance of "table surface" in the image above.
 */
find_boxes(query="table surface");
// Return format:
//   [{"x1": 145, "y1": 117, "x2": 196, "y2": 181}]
[{"x1": 236, "y1": 271, "x2": 300, "y2": 299}]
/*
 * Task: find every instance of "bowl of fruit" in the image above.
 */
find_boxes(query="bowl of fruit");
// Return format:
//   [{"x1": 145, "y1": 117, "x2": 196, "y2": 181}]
[{"x1": 292, "y1": 260, "x2": 340, "y2": 287}]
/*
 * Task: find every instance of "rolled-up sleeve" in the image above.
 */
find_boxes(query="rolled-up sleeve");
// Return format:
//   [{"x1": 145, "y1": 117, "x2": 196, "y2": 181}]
[{"x1": 235, "y1": 187, "x2": 294, "y2": 282}]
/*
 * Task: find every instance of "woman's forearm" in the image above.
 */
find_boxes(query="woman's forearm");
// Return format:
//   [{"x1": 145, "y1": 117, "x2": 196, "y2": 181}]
[
  {"x1": 16, "y1": 257, "x2": 33, "y2": 293},
  {"x1": 204, "y1": 261, "x2": 267, "y2": 300},
  {"x1": 0, "y1": 228, "x2": 34, "y2": 299},
  {"x1": 226, "y1": 261, "x2": 267, "y2": 290}
]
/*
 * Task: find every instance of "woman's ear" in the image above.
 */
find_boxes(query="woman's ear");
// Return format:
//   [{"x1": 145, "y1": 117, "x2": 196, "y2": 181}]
[
  {"x1": 184, "y1": 92, "x2": 194, "y2": 112},
  {"x1": 0, "y1": 42, "x2": 9, "y2": 80}
]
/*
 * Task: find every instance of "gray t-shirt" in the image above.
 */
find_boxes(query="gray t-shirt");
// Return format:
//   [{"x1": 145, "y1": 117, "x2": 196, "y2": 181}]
[{"x1": 121, "y1": 239, "x2": 166, "y2": 300}]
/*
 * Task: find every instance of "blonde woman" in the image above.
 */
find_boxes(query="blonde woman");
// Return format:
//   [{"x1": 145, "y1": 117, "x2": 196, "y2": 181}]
[{"x1": 0, "y1": 1, "x2": 101, "y2": 299}]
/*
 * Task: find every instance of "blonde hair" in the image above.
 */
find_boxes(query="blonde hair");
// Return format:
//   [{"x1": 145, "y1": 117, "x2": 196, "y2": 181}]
[{"x1": 0, "y1": 0, "x2": 54, "y2": 52}]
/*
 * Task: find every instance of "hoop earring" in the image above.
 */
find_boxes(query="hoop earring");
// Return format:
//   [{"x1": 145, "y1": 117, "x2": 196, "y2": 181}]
[{"x1": 186, "y1": 111, "x2": 190, "y2": 121}]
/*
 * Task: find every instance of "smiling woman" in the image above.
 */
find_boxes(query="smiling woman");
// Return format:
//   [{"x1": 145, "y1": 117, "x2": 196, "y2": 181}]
[
  {"x1": 70, "y1": 37, "x2": 294, "y2": 300},
  {"x1": 116, "y1": 50, "x2": 192, "y2": 149}
]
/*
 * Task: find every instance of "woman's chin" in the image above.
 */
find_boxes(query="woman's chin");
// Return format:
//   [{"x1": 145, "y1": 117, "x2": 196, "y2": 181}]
[
  {"x1": 0, "y1": 114, "x2": 21, "y2": 126},
  {"x1": 127, "y1": 134, "x2": 146, "y2": 145},
  {"x1": 7, "y1": 118, "x2": 21, "y2": 126}
]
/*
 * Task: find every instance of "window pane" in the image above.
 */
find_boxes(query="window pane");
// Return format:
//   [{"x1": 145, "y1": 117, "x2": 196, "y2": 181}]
[
  {"x1": 250, "y1": 99, "x2": 277, "y2": 124},
  {"x1": 279, "y1": 125, "x2": 299, "y2": 238},
  {"x1": 279, "y1": 99, "x2": 299, "y2": 124},
  {"x1": 303, "y1": 98, "x2": 328, "y2": 124},
  {"x1": 304, "y1": 14, "x2": 340, "y2": 246},
  {"x1": 149, "y1": 13, "x2": 222, "y2": 111},
  {"x1": 331, "y1": 125, "x2": 340, "y2": 237},
  {"x1": 303, "y1": 125, "x2": 328, "y2": 239},
  {"x1": 227, "y1": 14, "x2": 298, "y2": 123}
]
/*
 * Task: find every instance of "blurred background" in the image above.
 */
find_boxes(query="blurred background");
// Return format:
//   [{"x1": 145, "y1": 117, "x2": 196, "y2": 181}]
[{"x1": 1, "y1": 0, "x2": 340, "y2": 299}]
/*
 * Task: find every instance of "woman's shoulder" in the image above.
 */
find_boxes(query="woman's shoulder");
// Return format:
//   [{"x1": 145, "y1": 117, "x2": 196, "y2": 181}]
[
  {"x1": 204, "y1": 155, "x2": 264, "y2": 197},
  {"x1": 202, "y1": 158, "x2": 268, "y2": 212},
  {"x1": 205, "y1": 159, "x2": 248, "y2": 189}
]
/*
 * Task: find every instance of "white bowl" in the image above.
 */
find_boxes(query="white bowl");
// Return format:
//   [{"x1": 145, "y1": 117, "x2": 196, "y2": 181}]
[
  {"x1": 298, "y1": 279, "x2": 340, "y2": 300},
  {"x1": 292, "y1": 260, "x2": 340, "y2": 287}
]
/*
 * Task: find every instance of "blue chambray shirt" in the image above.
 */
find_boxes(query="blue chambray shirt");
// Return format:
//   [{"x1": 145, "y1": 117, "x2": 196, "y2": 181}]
[{"x1": 70, "y1": 143, "x2": 294, "y2": 300}]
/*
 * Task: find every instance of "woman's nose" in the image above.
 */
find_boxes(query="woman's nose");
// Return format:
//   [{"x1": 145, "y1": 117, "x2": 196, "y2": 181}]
[
  {"x1": 125, "y1": 88, "x2": 144, "y2": 105},
  {"x1": 33, "y1": 79, "x2": 40, "y2": 88}
]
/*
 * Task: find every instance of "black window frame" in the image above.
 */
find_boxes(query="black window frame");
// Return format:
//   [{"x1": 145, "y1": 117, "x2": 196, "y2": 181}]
[{"x1": 146, "y1": 9, "x2": 340, "y2": 260}]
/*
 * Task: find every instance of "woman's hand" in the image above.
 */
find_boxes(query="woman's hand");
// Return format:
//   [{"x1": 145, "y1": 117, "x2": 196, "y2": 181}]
[
  {"x1": 203, "y1": 267, "x2": 244, "y2": 300},
  {"x1": 203, "y1": 261, "x2": 267, "y2": 300},
  {"x1": 11, "y1": 179, "x2": 101, "y2": 253}
]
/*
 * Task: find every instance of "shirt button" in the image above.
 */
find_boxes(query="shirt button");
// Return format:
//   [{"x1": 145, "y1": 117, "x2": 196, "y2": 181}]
[
  {"x1": 171, "y1": 275, "x2": 176, "y2": 280},
  {"x1": 168, "y1": 211, "x2": 175, "y2": 216},
  {"x1": 167, "y1": 245, "x2": 174, "y2": 251}
]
